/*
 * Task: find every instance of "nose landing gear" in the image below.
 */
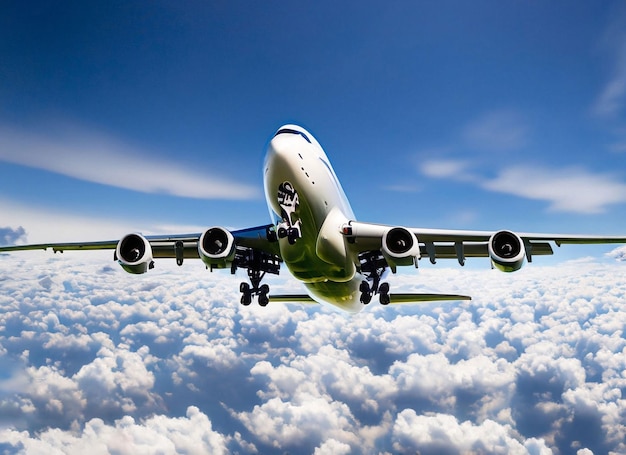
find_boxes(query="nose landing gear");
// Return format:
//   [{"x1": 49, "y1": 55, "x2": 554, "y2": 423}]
[{"x1": 277, "y1": 181, "x2": 302, "y2": 244}]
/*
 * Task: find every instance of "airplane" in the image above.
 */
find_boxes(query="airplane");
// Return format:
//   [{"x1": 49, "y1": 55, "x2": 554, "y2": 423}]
[{"x1": 2, "y1": 124, "x2": 626, "y2": 313}]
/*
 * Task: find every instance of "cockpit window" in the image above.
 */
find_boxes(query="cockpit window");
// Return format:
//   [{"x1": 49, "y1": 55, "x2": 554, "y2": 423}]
[{"x1": 274, "y1": 128, "x2": 312, "y2": 144}]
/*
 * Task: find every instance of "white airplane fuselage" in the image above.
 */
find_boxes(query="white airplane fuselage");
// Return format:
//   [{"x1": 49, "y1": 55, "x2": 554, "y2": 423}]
[{"x1": 264, "y1": 125, "x2": 365, "y2": 312}]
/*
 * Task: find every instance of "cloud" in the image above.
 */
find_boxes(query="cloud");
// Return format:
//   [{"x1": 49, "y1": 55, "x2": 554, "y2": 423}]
[
  {"x1": 391, "y1": 410, "x2": 550, "y2": 454},
  {"x1": 1, "y1": 252, "x2": 626, "y2": 454},
  {"x1": 592, "y1": 5, "x2": 626, "y2": 119},
  {"x1": 607, "y1": 245, "x2": 626, "y2": 261},
  {"x1": 420, "y1": 159, "x2": 473, "y2": 180},
  {"x1": 0, "y1": 122, "x2": 258, "y2": 200},
  {"x1": 0, "y1": 406, "x2": 229, "y2": 454},
  {"x1": 0, "y1": 226, "x2": 27, "y2": 246},
  {"x1": 419, "y1": 161, "x2": 626, "y2": 214},
  {"x1": 0, "y1": 198, "x2": 210, "y2": 244},
  {"x1": 463, "y1": 110, "x2": 529, "y2": 152},
  {"x1": 482, "y1": 165, "x2": 626, "y2": 214}
]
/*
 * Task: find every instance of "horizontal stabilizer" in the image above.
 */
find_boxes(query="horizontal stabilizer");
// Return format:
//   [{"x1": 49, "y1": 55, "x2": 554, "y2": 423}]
[
  {"x1": 268, "y1": 293, "x2": 471, "y2": 305},
  {"x1": 389, "y1": 293, "x2": 471, "y2": 303},
  {"x1": 269, "y1": 294, "x2": 319, "y2": 304}
]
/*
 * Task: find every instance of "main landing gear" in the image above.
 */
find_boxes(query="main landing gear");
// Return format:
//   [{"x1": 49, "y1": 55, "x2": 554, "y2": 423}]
[
  {"x1": 358, "y1": 251, "x2": 391, "y2": 305},
  {"x1": 232, "y1": 247, "x2": 281, "y2": 307}
]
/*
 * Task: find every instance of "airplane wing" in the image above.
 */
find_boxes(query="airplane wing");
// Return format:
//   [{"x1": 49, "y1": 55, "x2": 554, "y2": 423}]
[
  {"x1": 0, "y1": 224, "x2": 280, "y2": 260},
  {"x1": 343, "y1": 221, "x2": 626, "y2": 268}
]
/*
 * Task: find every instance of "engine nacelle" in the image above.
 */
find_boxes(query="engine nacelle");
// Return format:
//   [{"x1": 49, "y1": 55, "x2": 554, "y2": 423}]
[
  {"x1": 382, "y1": 227, "x2": 421, "y2": 267},
  {"x1": 489, "y1": 230, "x2": 525, "y2": 273},
  {"x1": 198, "y1": 227, "x2": 236, "y2": 269},
  {"x1": 116, "y1": 233, "x2": 154, "y2": 274}
]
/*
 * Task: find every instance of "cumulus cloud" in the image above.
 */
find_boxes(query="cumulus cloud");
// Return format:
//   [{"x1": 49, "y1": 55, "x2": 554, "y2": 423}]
[
  {"x1": 607, "y1": 245, "x2": 626, "y2": 261},
  {"x1": 0, "y1": 226, "x2": 27, "y2": 246},
  {"x1": 0, "y1": 406, "x2": 228, "y2": 454},
  {"x1": 1, "y1": 251, "x2": 626, "y2": 454},
  {"x1": 0, "y1": 122, "x2": 257, "y2": 200}
]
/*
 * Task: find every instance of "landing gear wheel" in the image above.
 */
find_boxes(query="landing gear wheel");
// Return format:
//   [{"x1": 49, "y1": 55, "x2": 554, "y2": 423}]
[
  {"x1": 240, "y1": 292, "x2": 252, "y2": 306},
  {"x1": 358, "y1": 251, "x2": 393, "y2": 306},
  {"x1": 234, "y1": 248, "x2": 281, "y2": 307},
  {"x1": 379, "y1": 282, "x2": 390, "y2": 305},
  {"x1": 259, "y1": 284, "x2": 270, "y2": 306},
  {"x1": 359, "y1": 280, "x2": 372, "y2": 304}
]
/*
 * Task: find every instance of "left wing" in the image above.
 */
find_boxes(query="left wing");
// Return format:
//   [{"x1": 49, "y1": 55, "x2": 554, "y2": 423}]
[
  {"x1": 343, "y1": 221, "x2": 626, "y2": 271},
  {"x1": 0, "y1": 224, "x2": 280, "y2": 267}
]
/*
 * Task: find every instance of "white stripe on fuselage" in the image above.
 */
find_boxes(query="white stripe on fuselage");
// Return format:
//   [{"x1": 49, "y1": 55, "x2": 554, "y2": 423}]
[{"x1": 263, "y1": 125, "x2": 365, "y2": 313}]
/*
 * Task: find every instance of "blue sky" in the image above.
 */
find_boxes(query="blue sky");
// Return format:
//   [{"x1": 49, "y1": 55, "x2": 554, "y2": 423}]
[
  {"x1": 1, "y1": 1, "x2": 626, "y2": 245},
  {"x1": 2, "y1": 3, "x2": 626, "y2": 453}
]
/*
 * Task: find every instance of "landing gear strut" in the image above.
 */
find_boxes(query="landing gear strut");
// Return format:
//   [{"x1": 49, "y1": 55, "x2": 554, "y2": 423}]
[
  {"x1": 358, "y1": 250, "x2": 391, "y2": 305},
  {"x1": 232, "y1": 247, "x2": 281, "y2": 307}
]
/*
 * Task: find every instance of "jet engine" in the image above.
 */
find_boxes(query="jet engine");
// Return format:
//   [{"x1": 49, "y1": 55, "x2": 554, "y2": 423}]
[
  {"x1": 489, "y1": 230, "x2": 525, "y2": 272},
  {"x1": 116, "y1": 233, "x2": 154, "y2": 274},
  {"x1": 198, "y1": 227, "x2": 236, "y2": 269},
  {"x1": 382, "y1": 227, "x2": 421, "y2": 267}
]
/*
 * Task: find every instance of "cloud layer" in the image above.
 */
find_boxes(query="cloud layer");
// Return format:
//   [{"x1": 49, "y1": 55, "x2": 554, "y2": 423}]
[{"x1": 0, "y1": 252, "x2": 625, "y2": 454}]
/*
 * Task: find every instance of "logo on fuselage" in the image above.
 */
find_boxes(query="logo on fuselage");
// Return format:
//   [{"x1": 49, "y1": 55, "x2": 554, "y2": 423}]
[{"x1": 277, "y1": 181, "x2": 302, "y2": 244}]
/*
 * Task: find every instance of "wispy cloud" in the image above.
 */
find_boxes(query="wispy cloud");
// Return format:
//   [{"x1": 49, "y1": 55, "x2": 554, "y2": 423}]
[
  {"x1": 419, "y1": 161, "x2": 626, "y2": 214},
  {"x1": 462, "y1": 110, "x2": 529, "y2": 152},
  {"x1": 0, "y1": 123, "x2": 258, "y2": 200},
  {"x1": 0, "y1": 198, "x2": 209, "y2": 243},
  {"x1": 483, "y1": 166, "x2": 626, "y2": 214},
  {"x1": 420, "y1": 159, "x2": 473, "y2": 180},
  {"x1": 593, "y1": 5, "x2": 626, "y2": 120}
]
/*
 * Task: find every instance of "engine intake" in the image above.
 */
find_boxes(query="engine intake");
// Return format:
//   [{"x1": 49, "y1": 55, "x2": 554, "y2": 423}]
[
  {"x1": 198, "y1": 227, "x2": 236, "y2": 269},
  {"x1": 382, "y1": 227, "x2": 420, "y2": 266},
  {"x1": 489, "y1": 230, "x2": 525, "y2": 272},
  {"x1": 116, "y1": 233, "x2": 154, "y2": 274}
]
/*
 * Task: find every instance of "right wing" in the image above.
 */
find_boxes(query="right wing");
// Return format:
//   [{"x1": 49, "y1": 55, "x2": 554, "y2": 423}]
[{"x1": 343, "y1": 221, "x2": 626, "y2": 269}]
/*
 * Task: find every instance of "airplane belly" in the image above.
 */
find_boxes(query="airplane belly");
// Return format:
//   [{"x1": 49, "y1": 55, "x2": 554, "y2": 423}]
[{"x1": 304, "y1": 277, "x2": 365, "y2": 314}]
